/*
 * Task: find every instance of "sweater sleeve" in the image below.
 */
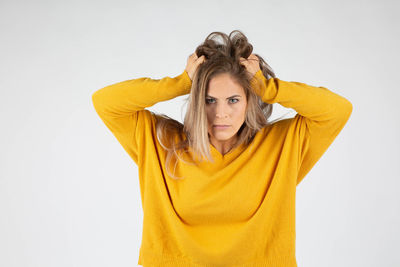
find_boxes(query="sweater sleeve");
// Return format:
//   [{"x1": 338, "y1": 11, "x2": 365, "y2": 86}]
[
  {"x1": 91, "y1": 70, "x2": 192, "y2": 164},
  {"x1": 250, "y1": 70, "x2": 353, "y2": 185}
]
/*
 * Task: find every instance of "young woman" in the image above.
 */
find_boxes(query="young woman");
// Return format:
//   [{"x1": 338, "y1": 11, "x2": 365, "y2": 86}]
[{"x1": 92, "y1": 30, "x2": 352, "y2": 267}]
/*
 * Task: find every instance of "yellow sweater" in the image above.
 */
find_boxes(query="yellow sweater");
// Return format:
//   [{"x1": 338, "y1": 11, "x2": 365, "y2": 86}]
[{"x1": 92, "y1": 69, "x2": 352, "y2": 267}]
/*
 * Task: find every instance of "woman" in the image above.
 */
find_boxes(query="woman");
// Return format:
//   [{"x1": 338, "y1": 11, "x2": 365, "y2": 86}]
[{"x1": 92, "y1": 30, "x2": 352, "y2": 267}]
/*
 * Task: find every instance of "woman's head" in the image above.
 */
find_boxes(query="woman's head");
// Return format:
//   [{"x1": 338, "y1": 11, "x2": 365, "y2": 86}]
[
  {"x1": 156, "y1": 30, "x2": 278, "y2": 179},
  {"x1": 182, "y1": 30, "x2": 276, "y2": 162}
]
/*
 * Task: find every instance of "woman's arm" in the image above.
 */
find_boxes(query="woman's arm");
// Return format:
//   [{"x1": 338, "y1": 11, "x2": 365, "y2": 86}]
[
  {"x1": 91, "y1": 70, "x2": 192, "y2": 164},
  {"x1": 91, "y1": 53, "x2": 205, "y2": 165},
  {"x1": 250, "y1": 70, "x2": 353, "y2": 185}
]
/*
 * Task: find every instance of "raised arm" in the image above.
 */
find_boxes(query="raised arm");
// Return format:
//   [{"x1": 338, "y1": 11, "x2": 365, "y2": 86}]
[
  {"x1": 250, "y1": 69, "x2": 353, "y2": 185},
  {"x1": 91, "y1": 70, "x2": 192, "y2": 164},
  {"x1": 91, "y1": 53, "x2": 205, "y2": 165}
]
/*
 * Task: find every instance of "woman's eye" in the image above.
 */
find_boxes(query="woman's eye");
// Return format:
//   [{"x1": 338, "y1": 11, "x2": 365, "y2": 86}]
[{"x1": 205, "y1": 98, "x2": 238, "y2": 104}]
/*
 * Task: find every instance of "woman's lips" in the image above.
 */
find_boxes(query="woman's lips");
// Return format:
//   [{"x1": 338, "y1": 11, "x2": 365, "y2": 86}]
[{"x1": 213, "y1": 125, "x2": 230, "y2": 129}]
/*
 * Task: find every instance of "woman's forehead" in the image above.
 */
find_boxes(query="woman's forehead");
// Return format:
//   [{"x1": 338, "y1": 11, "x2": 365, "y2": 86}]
[{"x1": 207, "y1": 74, "x2": 245, "y2": 96}]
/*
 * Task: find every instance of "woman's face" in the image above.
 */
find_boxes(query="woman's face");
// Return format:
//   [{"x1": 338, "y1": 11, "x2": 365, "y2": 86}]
[{"x1": 205, "y1": 73, "x2": 247, "y2": 148}]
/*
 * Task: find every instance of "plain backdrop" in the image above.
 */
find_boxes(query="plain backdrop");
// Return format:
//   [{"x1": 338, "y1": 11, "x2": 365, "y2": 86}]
[{"x1": 1, "y1": 0, "x2": 399, "y2": 266}]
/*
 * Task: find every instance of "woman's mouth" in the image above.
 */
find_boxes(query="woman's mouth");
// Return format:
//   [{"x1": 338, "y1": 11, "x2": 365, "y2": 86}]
[{"x1": 213, "y1": 125, "x2": 230, "y2": 129}]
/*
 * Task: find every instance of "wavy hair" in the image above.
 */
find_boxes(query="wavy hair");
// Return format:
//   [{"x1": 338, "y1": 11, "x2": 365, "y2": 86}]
[{"x1": 155, "y1": 30, "x2": 286, "y2": 180}]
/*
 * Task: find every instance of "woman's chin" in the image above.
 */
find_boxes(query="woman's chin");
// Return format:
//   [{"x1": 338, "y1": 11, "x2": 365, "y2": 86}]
[{"x1": 211, "y1": 132, "x2": 235, "y2": 141}]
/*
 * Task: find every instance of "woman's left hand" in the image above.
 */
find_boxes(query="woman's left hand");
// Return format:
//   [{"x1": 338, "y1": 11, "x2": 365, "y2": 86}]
[{"x1": 240, "y1": 54, "x2": 261, "y2": 78}]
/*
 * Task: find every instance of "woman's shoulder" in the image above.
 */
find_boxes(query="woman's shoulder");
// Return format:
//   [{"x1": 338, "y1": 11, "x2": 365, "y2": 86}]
[
  {"x1": 153, "y1": 112, "x2": 184, "y2": 132},
  {"x1": 259, "y1": 115, "x2": 297, "y2": 138},
  {"x1": 151, "y1": 112, "x2": 187, "y2": 146}
]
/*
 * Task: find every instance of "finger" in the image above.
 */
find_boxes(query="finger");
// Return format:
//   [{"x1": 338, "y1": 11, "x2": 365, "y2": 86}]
[
  {"x1": 197, "y1": 55, "x2": 205, "y2": 63},
  {"x1": 249, "y1": 54, "x2": 259, "y2": 61}
]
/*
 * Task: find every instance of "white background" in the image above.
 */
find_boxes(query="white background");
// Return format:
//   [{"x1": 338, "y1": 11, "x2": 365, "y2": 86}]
[{"x1": 1, "y1": 0, "x2": 399, "y2": 266}]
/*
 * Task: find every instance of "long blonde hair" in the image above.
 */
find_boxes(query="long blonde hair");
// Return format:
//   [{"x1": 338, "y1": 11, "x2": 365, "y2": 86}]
[{"x1": 155, "y1": 30, "x2": 285, "y2": 180}]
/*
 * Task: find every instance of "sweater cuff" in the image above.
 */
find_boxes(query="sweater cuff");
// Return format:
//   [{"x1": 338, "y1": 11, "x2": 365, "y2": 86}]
[
  {"x1": 250, "y1": 69, "x2": 265, "y2": 97},
  {"x1": 178, "y1": 70, "x2": 193, "y2": 93}
]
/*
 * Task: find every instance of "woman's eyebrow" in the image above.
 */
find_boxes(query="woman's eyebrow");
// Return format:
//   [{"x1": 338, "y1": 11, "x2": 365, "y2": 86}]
[{"x1": 206, "y1": 94, "x2": 242, "y2": 99}]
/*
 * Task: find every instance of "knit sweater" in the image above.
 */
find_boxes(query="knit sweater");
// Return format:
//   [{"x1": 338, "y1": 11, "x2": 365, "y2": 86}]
[{"x1": 91, "y1": 68, "x2": 353, "y2": 267}]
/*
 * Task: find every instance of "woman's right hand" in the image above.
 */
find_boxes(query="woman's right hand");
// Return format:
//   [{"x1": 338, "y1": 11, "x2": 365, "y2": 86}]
[{"x1": 185, "y1": 53, "x2": 206, "y2": 81}]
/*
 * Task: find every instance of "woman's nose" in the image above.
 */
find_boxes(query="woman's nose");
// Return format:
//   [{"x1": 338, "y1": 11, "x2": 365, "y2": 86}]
[{"x1": 215, "y1": 104, "x2": 229, "y2": 118}]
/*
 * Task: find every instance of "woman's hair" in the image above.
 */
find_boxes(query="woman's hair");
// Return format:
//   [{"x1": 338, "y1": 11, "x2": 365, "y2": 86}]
[{"x1": 154, "y1": 30, "x2": 286, "y2": 180}]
